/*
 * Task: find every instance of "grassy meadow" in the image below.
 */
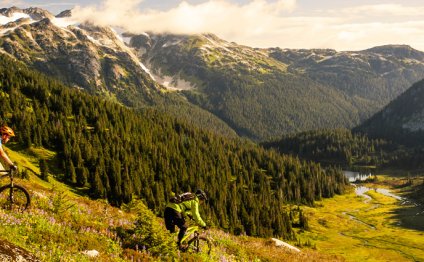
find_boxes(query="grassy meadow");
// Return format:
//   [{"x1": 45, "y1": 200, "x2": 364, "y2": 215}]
[{"x1": 298, "y1": 175, "x2": 424, "y2": 262}]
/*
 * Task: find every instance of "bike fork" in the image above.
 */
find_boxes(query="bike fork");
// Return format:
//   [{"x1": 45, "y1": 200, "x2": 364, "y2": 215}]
[{"x1": 8, "y1": 186, "x2": 14, "y2": 204}]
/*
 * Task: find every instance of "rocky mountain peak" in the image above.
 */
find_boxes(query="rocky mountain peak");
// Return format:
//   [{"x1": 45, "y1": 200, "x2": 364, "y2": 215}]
[
  {"x1": 0, "y1": 6, "x2": 53, "y2": 21},
  {"x1": 128, "y1": 33, "x2": 152, "y2": 52},
  {"x1": 363, "y1": 45, "x2": 424, "y2": 60},
  {"x1": 56, "y1": 9, "x2": 72, "y2": 18},
  {"x1": 23, "y1": 7, "x2": 54, "y2": 20},
  {"x1": 0, "y1": 6, "x2": 162, "y2": 104},
  {"x1": 33, "y1": 17, "x2": 55, "y2": 29},
  {"x1": 0, "y1": 6, "x2": 22, "y2": 16}
]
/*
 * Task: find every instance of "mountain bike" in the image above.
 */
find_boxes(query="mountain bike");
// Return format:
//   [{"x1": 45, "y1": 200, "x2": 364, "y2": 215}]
[
  {"x1": 0, "y1": 169, "x2": 31, "y2": 211},
  {"x1": 180, "y1": 225, "x2": 212, "y2": 255}
]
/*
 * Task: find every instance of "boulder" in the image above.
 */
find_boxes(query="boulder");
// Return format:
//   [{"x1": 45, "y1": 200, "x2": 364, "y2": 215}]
[
  {"x1": 0, "y1": 239, "x2": 40, "y2": 261},
  {"x1": 271, "y1": 238, "x2": 301, "y2": 252}
]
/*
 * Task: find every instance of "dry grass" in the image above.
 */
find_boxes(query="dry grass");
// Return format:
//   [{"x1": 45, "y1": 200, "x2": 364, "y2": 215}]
[{"x1": 208, "y1": 229, "x2": 345, "y2": 262}]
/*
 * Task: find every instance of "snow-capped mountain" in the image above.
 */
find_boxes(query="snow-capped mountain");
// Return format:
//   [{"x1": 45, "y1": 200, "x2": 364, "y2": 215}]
[
  {"x1": 0, "y1": 7, "x2": 161, "y2": 107},
  {"x1": 3, "y1": 6, "x2": 424, "y2": 140}
]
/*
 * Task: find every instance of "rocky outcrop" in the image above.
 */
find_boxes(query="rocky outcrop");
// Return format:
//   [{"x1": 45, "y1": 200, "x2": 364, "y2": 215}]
[{"x1": 0, "y1": 239, "x2": 40, "y2": 261}]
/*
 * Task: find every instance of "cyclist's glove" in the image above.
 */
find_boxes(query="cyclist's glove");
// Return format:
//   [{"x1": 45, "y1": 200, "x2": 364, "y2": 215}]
[{"x1": 11, "y1": 165, "x2": 18, "y2": 171}]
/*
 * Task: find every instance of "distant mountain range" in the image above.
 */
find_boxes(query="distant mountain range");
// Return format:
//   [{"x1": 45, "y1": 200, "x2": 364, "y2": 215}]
[
  {"x1": 269, "y1": 45, "x2": 424, "y2": 113},
  {"x1": 2, "y1": 6, "x2": 424, "y2": 140},
  {"x1": 132, "y1": 33, "x2": 424, "y2": 139}
]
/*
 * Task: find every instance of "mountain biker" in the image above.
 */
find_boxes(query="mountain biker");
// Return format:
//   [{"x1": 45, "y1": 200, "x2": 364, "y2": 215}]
[
  {"x1": 0, "y1": 125, "x2": 17, "y2": 171},
  {"x1": 164, "y1": 189, "x2": 208, "y2": 248}
]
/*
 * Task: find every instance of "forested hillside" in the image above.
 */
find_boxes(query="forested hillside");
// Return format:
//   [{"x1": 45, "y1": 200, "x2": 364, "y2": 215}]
[
  {"x1": 357, "y1": 79, "x2": 424, "y2": 146},
  {"x1": 137, "y1": 33, "x2": 359, "y2": 140},
  {"x1": 0, "y1": 54, "x2": 348, "y2": 238},
  {"x1": 352, "y1": 79, "x2": 424, "y2": 170},
  {"x1": 262, "y1": 128, "x2": 424, "y2": 170},
  {"x1": 262, "y1": 129, "x2": 393, "y2": 167}
]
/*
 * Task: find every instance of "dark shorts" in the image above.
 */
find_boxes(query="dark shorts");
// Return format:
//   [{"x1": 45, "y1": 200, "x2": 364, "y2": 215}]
[{"x1": 164, "y1": 207, "x2": 188, "y2": 242}]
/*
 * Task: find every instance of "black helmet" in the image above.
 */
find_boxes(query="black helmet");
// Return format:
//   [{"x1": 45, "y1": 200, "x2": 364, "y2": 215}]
[{"x1": 195, "y1": 189, "x2": 208, "y2": 201}]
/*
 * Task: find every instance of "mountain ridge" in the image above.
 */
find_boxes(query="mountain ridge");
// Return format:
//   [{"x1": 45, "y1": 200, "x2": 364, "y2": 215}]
[
  {"x1": 3, "y1": 6, "x2": 424, "y2": 140},
  {"x1": 134, "y1": 32, "x2": 424, "y2": 139}
]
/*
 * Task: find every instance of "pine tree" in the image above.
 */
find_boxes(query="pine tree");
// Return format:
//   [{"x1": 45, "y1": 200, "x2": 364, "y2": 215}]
[{"x1": 39, "y1": 159, "x2": 49, "y2": 182}]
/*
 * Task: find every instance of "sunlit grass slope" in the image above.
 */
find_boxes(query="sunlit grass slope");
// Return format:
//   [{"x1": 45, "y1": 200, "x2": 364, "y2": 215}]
[
  {"x1": 0, "y1": 146, "x2": 346, "y2": 261},
  {"x1": 298, "y1": 182, "x2": 424, "y2": 262}
]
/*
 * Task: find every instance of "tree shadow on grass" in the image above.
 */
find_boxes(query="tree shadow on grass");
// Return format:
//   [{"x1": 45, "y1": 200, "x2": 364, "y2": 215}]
[
  {"x1": 387, "y1": 179, "x2": 424, "y2": 231},
  {"x1": 389, "y1": 198, "x2": 424, "y2": 232}
]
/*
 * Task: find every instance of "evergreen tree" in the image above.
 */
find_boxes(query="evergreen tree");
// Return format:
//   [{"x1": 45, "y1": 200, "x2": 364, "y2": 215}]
[{"x1": 39, "y1": 159, "x2": 49, "y2": 182}]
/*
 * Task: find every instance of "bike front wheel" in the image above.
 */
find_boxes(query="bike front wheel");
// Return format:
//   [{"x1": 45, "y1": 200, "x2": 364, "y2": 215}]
[
  {"x1": 187, "y1": 236, "x2": 212, "y2": 255},
  {"x1": 0, "y1": 184, "x2": 31, "y2": 211}
]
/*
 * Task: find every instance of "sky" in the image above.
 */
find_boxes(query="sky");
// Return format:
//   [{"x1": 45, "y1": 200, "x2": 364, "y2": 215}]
[{"x1": 3, "y1": 0, "x2": 424, "y2": 51}]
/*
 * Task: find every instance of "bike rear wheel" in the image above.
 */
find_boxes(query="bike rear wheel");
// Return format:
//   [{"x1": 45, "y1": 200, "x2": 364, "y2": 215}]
[
  {"x1": 187, "y1": 236, "x2": 212, "y2": 255},
  {"x1": 0, "y1": 184, "x2": 30, "y2": 211}
]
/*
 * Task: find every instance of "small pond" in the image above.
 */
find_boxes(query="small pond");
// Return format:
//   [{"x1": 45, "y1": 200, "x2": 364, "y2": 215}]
[{"x1": 343, "y1": 171, "x2": 373, "y2": 182}]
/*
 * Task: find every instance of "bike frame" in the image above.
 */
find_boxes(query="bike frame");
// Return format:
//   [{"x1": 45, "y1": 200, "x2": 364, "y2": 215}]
[{"x1": 181, "y1": 225, "x2": 200, "y2": 244}]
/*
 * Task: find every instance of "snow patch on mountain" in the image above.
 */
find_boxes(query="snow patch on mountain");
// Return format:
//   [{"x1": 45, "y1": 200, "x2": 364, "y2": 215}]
[
  {"x1": 139, "y1": 62, "x2": 155, "y2": 80},
  {"x1": 85, "y1": 34, "x2": 103, "y2": 46},
  {"x1": 315, "y1": 55, "x2": 335, "y2": 63},
  {"x1": 162, "y1": 39, "x2": 182, "y2": 48},
  {"x1": 154, "y1": 74, "x2": 194, "y2": 91},
  {"x1": 110, "y1": 28, "x2": 132, "y2": 50},
  {"x1": 0, "y1": 12, "x2": 29, "y2": 25},
  {"x1": 51, "y1": 17, "x2": 77, "y2": 28},
  {"x1": 118, "y1": 34, "x2": 131, "y2": 45},
  {"x1": 138, "y1": 63, "x2": 194, "y2": 91}
]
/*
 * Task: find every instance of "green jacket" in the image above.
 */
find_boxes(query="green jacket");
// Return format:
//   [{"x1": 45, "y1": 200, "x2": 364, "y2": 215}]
[{"x1": 166, "y1": 197, "x2": 206, "y2": 227}]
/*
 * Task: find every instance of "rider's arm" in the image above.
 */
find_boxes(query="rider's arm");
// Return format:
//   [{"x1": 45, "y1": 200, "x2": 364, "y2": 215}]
[
  {"x1": 190, "y1": 199, "x2": 206, "y2": 227},
  {"x1": 0, "y1": 145, "x2": 13, "y2": 167}
]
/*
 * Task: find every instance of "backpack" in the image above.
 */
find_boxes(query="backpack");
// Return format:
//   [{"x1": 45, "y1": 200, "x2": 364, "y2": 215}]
[{"x1": 170, "y1": 192, "x2": 196, "y2": 204}]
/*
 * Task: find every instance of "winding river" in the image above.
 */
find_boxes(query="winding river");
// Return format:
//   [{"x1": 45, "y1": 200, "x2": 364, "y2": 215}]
[
  {"x1": 352, "y1": 184, "x2": 424, "y2": 231},
  {"x1": 354, "y1": 186, "x2": 404, "y2": 201}
]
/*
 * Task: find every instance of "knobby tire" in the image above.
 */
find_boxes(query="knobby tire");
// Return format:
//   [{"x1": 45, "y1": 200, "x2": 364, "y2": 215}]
[
  {"x1": 0, "y1": 184, "x2": 30, "y2": 211},
  {"x1": 187, "y1": 236, "x2": 212, "y2": 255}
]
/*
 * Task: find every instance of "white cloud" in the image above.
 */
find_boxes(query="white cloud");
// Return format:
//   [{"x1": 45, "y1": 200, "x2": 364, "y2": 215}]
[
  {"x1": 69, "y1": 0, "x2": 424, "y2": 51},
  {"x1": 0, "y1": 12, "x2": 30, "y2": 25},
  {"x1": 71, "y1": 0, "x2": 296, "y2": 39}
]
